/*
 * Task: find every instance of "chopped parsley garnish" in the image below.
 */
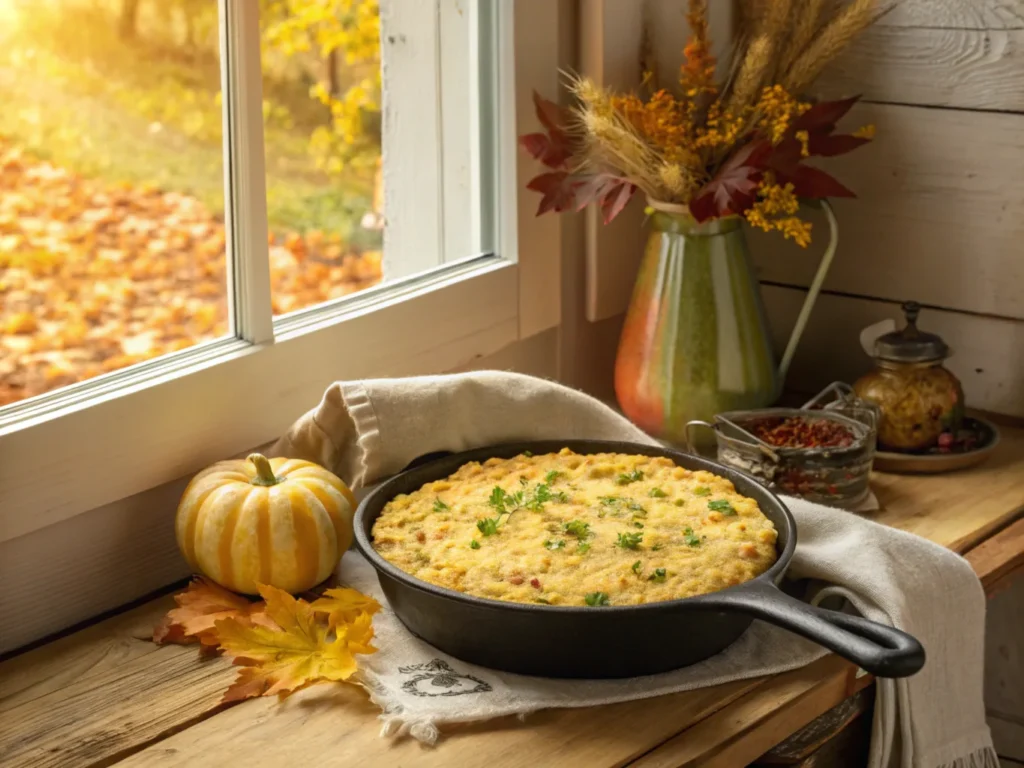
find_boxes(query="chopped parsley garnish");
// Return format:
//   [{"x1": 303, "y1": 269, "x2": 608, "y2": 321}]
[
  {"x1": 598, "y1": 496, "x2": 622, "y2": 518},
  {"x1": 708, "y1": 499, "x2": 737, "y2": 515},
  {"x1": 694, "y1": 486, "x2": 712, "y2": 497},
  {"x1": 534, "y1": 597, "x2": 550, "y2": 604},
  {"x1": 616, "y1": 531, "x2": 644, "y2": 550},
  {"x1": 616, "y1": 469, "x2": 644, "y2": 486},
  {"x1": 476, "y1": 518, "x2": 499, "y2": 537},
  {"x1": 523, "y1": 450, "x2": 533, "y2": 457},
  {"x1": 562, "y1": 520, "x2": 591, "y2": 539},
  {"x1": 683, "y1": 527, "x2": 701, "y2": 547},
  {"x1": 631, "y1": 560, "x2": 642, "y2": 576},
  {"x1": 479, "y1": 482, "x2": 569, "y2": 534},
  {"x1": 648, "y1": 568, "x2": 667, "y2": 583},
  {"x1": 577, "y1": 541, "x2": 591, "y2": 554},
  {"x1": 648, "y1": 487, "x2": 668, "y2": 498},
  {"x1": 584, "y1": 592, "x2": 610, "y2": 607},
  {"x1": 433, "y1": 498, "x2": 450, "y2": 512},
  {"x1": 544, "y1": 539, "x2": 566, "y2": 550},
  {"x1": 632, "y1": 521, "x2": 644, "y2": 529},
  {"x1": 545, "y1": 470, "x2": 563, "y2": 485},
  {"x1": 469, "y1": 540, "x2": 480, "y2": 549},
  {"x1": 674, "y1": 499, "x2": 686, "y2": 507},
  {"x1": 651, "y1": 544, "x2": 663, "y2": 551},
  {"x1": 627, "y1": 501, "x2": 647, "y2": 515}
]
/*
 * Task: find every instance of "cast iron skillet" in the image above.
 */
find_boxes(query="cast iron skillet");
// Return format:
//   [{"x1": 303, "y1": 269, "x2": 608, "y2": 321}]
[{"x1": 354, "y1": 440, "x2": 925, "y2": 679}]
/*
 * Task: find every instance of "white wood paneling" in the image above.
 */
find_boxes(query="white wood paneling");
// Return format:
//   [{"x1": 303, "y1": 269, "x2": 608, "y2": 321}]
[
  {"x1": 439, "y1": 0, "x2": 474, "y2": 263},
  {"x1": 882, "y1": 0, "x2": 1024, "y2": 30},
  {"x1": 762, "y1": 285, "x2": 1024, "y2": 417},
  {"x1": 818, "y1": 26, "x2": 1024, "y2": 111},
  {"x1": 380, "y1": 0, "x2": 443, "y2": 278},
  {"x1": 751, "y1": 102, "x2": 1024, "y2": 321}
]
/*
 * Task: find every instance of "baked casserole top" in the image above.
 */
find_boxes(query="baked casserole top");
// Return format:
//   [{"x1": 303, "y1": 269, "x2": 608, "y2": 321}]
[{"x1": 371, "y1": 449, "x2": 778, "y2": 607}]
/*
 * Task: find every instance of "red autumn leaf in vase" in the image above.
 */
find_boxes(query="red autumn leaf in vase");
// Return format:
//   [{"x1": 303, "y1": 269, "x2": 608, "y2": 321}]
[
  {"x1": 780, "y1": 164, "x2": 857, "y2": 199},
  {"x1": 690, "y1": 140, "x2": 770, "y2": 222},
  {"x1": 526, "y1": 171, "x2": 577, "y2": 215},
  {"x1": 793, "y1": 95, "x2": 861, "y2": 134},
  {"x1": 519, "y1": 132, "x2": 572, "y2": 168},
  {"x1": 806, "y1": 132, "x2": 872, "y2": 157}
]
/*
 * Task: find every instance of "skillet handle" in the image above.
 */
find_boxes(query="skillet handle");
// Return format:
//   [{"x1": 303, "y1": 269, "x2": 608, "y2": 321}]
[{"x1": 704, "y1": 581, "x2": 925, "y2": 678}]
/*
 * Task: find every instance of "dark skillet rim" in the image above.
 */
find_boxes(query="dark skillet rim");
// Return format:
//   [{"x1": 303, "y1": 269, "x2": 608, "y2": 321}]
[{"x1": 353, "y1": 439, "x2": 797, "y2": 615}]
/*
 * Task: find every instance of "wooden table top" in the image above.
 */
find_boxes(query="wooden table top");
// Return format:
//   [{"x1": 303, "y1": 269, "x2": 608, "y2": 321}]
[{"x1": 2, "y1": 425, "x2": 1023, "y2": 768}]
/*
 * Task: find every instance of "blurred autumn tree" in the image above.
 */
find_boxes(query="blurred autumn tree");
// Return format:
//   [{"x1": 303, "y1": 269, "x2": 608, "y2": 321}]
[{"x1": 262, "y1": 0, "x2": 382, "y2": 179}]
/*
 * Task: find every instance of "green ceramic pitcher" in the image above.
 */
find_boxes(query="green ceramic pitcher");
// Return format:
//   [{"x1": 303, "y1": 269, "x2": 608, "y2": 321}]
[{"x1": 614, "y1": 199, "x2": 838, "y2": 447}]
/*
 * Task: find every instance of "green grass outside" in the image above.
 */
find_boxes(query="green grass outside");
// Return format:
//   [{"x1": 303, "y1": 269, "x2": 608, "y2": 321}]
[{"x1": 0, "y1": 0, "x2": 378, "y2": 243}]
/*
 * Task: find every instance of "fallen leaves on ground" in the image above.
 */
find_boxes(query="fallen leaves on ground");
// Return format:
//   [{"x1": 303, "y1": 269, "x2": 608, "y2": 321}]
[
  {"x1": 152, "y1": 577, "x2": 278, "y2": 648},
  {"x1": 152, "y1": 578, "x2": 381, "y2": 704},
  {"x1": 0, "y1": 139, "x2": 383, "y2": 406}
]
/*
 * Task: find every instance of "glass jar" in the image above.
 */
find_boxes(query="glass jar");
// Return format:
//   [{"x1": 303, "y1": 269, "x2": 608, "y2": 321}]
[{"x1": 854, "y1": 302, "x2": 964, "y2": 452}]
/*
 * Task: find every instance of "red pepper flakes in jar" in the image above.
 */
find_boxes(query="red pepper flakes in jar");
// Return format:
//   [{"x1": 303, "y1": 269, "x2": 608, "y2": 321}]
[{"x1": 748, "y1": 416, "x2": 854, "y2": 449}]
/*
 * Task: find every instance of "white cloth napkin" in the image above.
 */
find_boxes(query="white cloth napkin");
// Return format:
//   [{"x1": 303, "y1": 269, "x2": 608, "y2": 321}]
[{"x1": 271, "y1": 372, "x2": 996, "y2": 768}]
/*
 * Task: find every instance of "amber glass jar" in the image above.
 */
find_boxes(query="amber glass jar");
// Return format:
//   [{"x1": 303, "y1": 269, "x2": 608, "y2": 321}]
[{"x1": 854, "y1": 302, "x2": 964, "y2": 452}]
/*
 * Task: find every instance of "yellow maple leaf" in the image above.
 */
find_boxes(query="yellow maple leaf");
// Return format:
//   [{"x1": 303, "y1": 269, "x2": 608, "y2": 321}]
[
  {"x1": 153, "y1": 577, "x2": 277, "y2": 648},
  {"x1": 214, "y1": 585, "x2": 378, "y2": 703},
  {"x1": 310, "y1": 587, "x2": 382, "y2": 631}
]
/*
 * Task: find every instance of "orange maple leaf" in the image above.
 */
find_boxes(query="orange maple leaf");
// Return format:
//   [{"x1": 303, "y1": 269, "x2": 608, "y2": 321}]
[
  {"x1": 214, "y1": 585, "x2": 378, "y2": 703},
  {"x1": 153, "y1": 577, "x2": 277, "y2": 648},
  {"x1": 310, "y1": 587, "x2": 382, "y2": 631}
]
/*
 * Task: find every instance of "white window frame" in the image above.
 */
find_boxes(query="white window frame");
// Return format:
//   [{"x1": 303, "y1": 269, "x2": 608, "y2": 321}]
[{"x1": 0, "y1": 0, "x2": 564, "y2": 544}]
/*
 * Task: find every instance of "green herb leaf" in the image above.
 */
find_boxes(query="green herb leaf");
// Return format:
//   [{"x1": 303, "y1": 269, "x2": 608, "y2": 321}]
[
  {"x1": 648, "y1": 487, "x2": 667, "y2": 498},
  {"x1": 651, "y1": 544, "x2": 664, "y2": 551},
  {"x1": 683, "y1": 527, "x2": 701, "y2": 547},
  {"x1": 616, "y1": 469, "x2": 644, "y2": 486},
  {"x1": 577, "y1": 541, "x2": 591, "y2": 554},
  {"x1": 584, "y1": 592, "x2": 610, "y2": 607},
  {"x1": 708, "y1": 499, "x2": 737, "y2": 515},
  {"x1": 673, "y1": 499, "x2": 686, "y2": 507},
  {"x1": 469, "y1": 540, "x2": 481, "y2": 549},
  {"x1": 562, "y1": 520, "x2": 591, "y2": 539},
  {"x1": 523, "y1": 450, "x2": 533, "y2": 457},
  {"x1": 433, "y1": 498, "x2": 450, "y2": 513},
  {"x1": 534, "y1": 597, "x2": 550, "y2": 604},
  {"x1": 545, "y1": 470, "x2": 563, "y2": 485},
  {"x1": 648, "y1": 568, "x2": 667, "y2": 583},
  {"x1": 632, "y1": 521, "x2": 644, "y2": 529},
  {"x1": 631, "y1": 560, "x2": 642, "y2": 576},
  {"x1": 616, "y1": 531, "x2": 644, "y2": 550},
  {"x1": 544, "y1": 539, "x2": 566, "y2": 550},
  {"x1": 477, "y1": 518, "x2": 499, "y2": 537},
  {"x1": 694, "y1": 486, "x2": 712, "y2": 497},
  {"x1": 519, "y1": 476, "x2": 530, "y2": 486},
  {"x1": 627, "y1": 501, "x2": 647, "y2": 515},
  {"x1": 598, "y1": 495, "x2": 621, "y2": 506}
]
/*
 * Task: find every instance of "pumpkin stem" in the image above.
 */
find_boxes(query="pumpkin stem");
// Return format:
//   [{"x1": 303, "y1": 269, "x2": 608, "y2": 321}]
[{"x1": 248, "y1": 454, "x2": 281, "y2": 486}]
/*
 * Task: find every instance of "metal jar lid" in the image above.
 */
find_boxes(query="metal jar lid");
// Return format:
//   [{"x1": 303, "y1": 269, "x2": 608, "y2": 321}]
[{"x1": 874, "y1": 301, "x2": 950, "y2": 364}]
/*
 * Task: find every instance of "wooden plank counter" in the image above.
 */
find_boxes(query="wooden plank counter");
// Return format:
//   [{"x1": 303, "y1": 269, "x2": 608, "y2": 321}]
[{"x1": 2, "y1": 426, "x2": 1023, "y2": 768}]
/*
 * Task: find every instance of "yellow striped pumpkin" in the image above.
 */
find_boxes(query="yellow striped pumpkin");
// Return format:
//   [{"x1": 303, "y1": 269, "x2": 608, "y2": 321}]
[{"x1": 175, "y1": 453, "x2": 356, "y2": 595}]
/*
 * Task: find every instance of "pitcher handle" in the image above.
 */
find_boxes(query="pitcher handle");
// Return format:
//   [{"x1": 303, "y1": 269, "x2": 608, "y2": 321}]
[{"x1": 778, "y1": 199, "x2": 839, "y2": 382}]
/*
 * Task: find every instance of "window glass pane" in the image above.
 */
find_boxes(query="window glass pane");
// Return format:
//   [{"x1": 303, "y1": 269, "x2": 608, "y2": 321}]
[
  {"x1": 261, "y1": 0, "x2": 487, "y2": 317},
  {"x1": 0, "y1": 0, "x2": 228, "y2": 408}
]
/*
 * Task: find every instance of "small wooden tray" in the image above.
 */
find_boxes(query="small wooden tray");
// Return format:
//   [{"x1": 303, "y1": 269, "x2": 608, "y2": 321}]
[{"x1": 874, "y1": 416, "x2": 1000, "y2": 474}]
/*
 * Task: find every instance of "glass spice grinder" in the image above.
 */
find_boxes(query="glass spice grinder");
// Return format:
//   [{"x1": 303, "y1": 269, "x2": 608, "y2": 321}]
[{"x1": 853, "y1": 301, "x2": 964, "y2": 452}]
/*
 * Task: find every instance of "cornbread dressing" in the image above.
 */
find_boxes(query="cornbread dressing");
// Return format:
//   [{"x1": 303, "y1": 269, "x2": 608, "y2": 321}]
[{"x1": 371, "y1": 449, "x2": 778, "y2": 607}]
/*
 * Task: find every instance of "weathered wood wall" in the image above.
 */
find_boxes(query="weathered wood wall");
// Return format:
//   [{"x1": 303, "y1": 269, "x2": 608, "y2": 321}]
[
  {"x1": 754, "y1": 0, "x2": 1024, "y2": 415},
  {"x1": 583, "y1": 0, "x2": 1024, "y2": 417}
]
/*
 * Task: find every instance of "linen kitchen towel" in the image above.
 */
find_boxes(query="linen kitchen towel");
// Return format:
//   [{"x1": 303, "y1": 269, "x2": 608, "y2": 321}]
[{"x1": 271, "y1": 371, "x2": 996, "y2": 768}]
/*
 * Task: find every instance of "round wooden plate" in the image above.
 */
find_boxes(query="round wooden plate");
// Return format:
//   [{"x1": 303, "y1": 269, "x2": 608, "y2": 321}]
[{"x1": 873, "y1": 416, "x2": 1000, "y2": 474}]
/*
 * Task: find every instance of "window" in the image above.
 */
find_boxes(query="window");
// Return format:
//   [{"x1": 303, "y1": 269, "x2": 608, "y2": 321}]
[{"x1": 0, "y1": 0, "x2": 562, "y2": 542}]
